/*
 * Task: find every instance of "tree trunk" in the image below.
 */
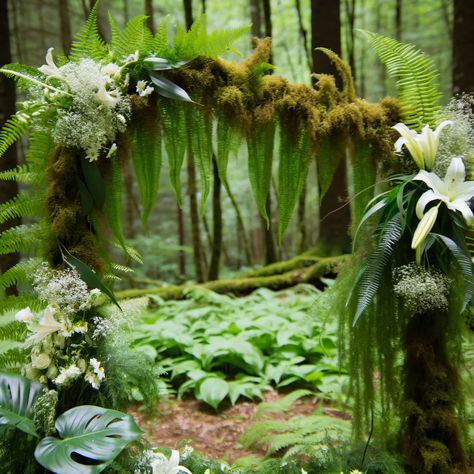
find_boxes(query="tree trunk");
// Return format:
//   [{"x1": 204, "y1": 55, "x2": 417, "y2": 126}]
[
  {"x1": 0, "y1": 0, "x2": 20, "y2": 295},
  {"x1": 145, "y1": 0, "x2": 154, "y2": 33},
  {"x1": 311, "y1": 0, "x2": 342, "y2": 87},
  {"x1": 183, "y1": 0, "x2": 193, "y2": 29},
  {"x1": 177, "y1": 204, "x2": 186, "y2": 276},
  {"x1": 261, "y1": 0, "x2": 272, "y2": 63},
  {"x1": 123, "y1": 0, "x2": 129, "y2": 22},
  {"x1": 344, "y1": 0, "x2": 356, "y2": 81},
  {"x1": 58, "y1": 0, "x2": 72, "y2": 55},
  {"x1": 453, "y1": 0, "x2": 474, "y2": 94},
  {"x1": 395, "y1": 0, "x2": 402, "y2": 41},
  {"x1": 208, "y1": 158, "x2": 222, "y2": 280},
  {"x1": 402, "y1": 309, "x2": 467, "y2": 472},
  {"x1": 249, "y1": 0, "x2": 262, "y2": 38},
  {"x1": 295, "y1": 0, "x2": 312, "y2": 72},
  {"x1": 311, "y1": 0, "x2": 351, "y2": 254}
]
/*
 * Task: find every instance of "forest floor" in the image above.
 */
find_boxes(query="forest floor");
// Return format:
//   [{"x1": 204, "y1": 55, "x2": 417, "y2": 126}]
[{"x1": 129, "y1": 391, "x2": 350, "y2": 463}]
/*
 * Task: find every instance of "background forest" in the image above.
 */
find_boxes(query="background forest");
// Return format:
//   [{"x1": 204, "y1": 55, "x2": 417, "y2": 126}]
[{"x1": 1, "y1": 0, "x2": 472, "y2": 288}]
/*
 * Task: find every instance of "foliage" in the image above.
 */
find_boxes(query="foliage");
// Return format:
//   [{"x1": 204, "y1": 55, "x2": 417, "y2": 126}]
[
  {"x1": 0, "y1": 372, "x2": 141, "y2": 474},
  {"x1": 362, "y1": 31, "x2": 442, "y2": 130},
  {"x1": 132, "y1": 285, "x2": 348, "y2": 409}
]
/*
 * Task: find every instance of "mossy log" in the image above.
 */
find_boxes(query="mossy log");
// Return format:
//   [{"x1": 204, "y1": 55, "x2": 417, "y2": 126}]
[{"x1": 116, "y1": 254, "x2": 348, "y2": 300}]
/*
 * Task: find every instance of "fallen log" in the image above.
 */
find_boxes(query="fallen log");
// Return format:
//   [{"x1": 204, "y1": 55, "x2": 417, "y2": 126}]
[{"x1": 116, "y1": 254, "x2": 348, "y2": 301}]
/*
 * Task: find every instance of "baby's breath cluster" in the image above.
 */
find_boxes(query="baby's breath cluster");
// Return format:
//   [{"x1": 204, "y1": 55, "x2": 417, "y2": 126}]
[
  {"x1": 16, "y1": 263, "x2": 108, "y2": 391},
  {"x1": 393, "y1": 263, "x2": 450, "y2": 314},
  {"x1": 436, "y1": 95, "x2": 474, "y2": 179}
]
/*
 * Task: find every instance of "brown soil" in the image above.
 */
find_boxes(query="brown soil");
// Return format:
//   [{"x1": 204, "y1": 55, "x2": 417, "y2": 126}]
[{"x1": 129, "y1": 391, "x2": 347, "y2": 464}]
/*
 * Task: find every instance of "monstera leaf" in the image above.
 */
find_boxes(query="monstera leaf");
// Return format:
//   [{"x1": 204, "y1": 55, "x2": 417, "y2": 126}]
[
  {"x1": 0, "y1": 372, "x2": 44, "y2": 437},
  {"x1": 35, "y1": 405, "x2": 142, "y2": 474}
]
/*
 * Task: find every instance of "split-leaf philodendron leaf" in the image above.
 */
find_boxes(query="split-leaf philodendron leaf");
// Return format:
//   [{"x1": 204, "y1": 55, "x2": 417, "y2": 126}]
[{"x1": 34, "y1": 405, "x2": 142, "y2": 474}]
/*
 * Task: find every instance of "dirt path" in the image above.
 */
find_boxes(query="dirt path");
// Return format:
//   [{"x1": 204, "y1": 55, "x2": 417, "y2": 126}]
[{"x1": 129, "y1": 391, "x2": 327, "y2": 463}]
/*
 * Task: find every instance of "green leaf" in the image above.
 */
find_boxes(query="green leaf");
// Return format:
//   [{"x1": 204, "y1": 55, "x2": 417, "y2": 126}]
[
  {"x1": 149, "y1": 73, "x2": 193, "y2": 102},
  {"x1": 81, "y1": 158, "x2": 106, "y2": 209},
  {"x1": 61, "y1": 245, "x2": 121, "y2": 311},
  {"x1": 196, "y1": 377, "x2": 228, "y2": 410},
  {"x1": 34, "y1": 405, "x2": 142, "y2": 474},
  {"x1": 0, "y1": 372, "x2": 44, "y2": 437},
  {"x1": 247, "y1": 121, "x2": 276, "y2": 226}
]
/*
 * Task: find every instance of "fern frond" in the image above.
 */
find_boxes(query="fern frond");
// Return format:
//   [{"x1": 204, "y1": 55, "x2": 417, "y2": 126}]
[
  {"x1": 0, "y1": 165, "x2": 42, "y2": 185},
  {"x1": 109, "y1": 15, "x2": 154, "y2": 59},
  {"x1": 0, "y1": 114, "x2": 31, "y2": 158},
  {"x1": 0, "y1": 347, "x2": 28, "y2": 371},
  {"x1": 0, "y1": 223, "x2": 47, "y2": 256},
  {"x1": 0, "y1": 322, "x2": 27, "y2": 342},
  {"x1": 131, "y1": 111, "x2": 162, "y2": 227},
  {"x1": 69, "y1": 1, "x2": 107, "y2": 61},
  {"x1": 161, "y1": 99, "x2": 187, "y2": 206},
  {"x1": 353, "y1": 214, "x2": 402, "y2": 324},
  {"x1": 277, "y1": 125, "x2": 311, "y2": 240},
  {"x1": 247, "y1": 120, "x2": 276, "y2": 227},
  {"x1": 23, "y1": 130, "x2": 54, "y2": 168},
  {"x1": 216, "y1": 115, "x2": 240, "y2": 194},
  {"x1": 362, "y1": 31, "x2": 442, "y2": 130},
  {"x1": 0, "y1": 294, "x2": 43, "y2": 314},
  {"x1": 0, "y1": 63, "x2": 45, "y2": 90},
  {"x1": 111, "y1": 263, "x2": 135, "y2": 274},
  {"x1": 153, "y1": 16, "x2": 171, "y2": 57},
  {"x1": 255, "y1": 389, "x2": 313, "y2": 417},
  {"x1": 187, "y1": 106, "x2": 213, "y2": 215},
  {"x1": 0, "y1": 193, "x2": 43, "y2": 225},
  {"x1": 0, "y1": 258, "x2": 41, "y2": 290}
]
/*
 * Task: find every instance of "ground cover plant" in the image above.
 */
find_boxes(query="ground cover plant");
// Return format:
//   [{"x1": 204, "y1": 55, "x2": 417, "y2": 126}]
[{"x1": 131, "y1": 284, "x2": 348, "y2": 409}]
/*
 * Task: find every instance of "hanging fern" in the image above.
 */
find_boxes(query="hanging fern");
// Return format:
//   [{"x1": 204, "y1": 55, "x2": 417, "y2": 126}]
[
  {"x1": 0, "y1": 223, "x2": 47, "y2": 256},
  {"x1": 216, "y1": 115, "x2": 241, "y2": 195},
  {"x1": 161, "y1": 99, "x2": 187, "y2": 205},
  {"x1": 131, "y1": 110, "x2": 162, "y2": 227},
  {"x1": 317, "y1": 138, "x2": 346, "y2": 204},
  {"x1": 187, "y1": 106, "x2": 213, "y2": 215},
  {"x1": 0, "y1": 114, "x2": 31, "y2": 159},
  {"x1": 277, "y1": 125, "x2": 311, "y2": 240},
  {"x1": 69, "y1": 1, "x2": 107, "y2": 62},
  {"x1": 362, "y1": 30, "x2": 442, "y2": 130},
  {"x1": 0, "y1": 258, "x2": 41, "y2": 291},
  {"x1": 247, "y1": 120, "x2": 276, "y2": 227},
  {"x1": 0, "y1": 193, "x2": 43, "y2": 225},
  {"x1": 353, "y1": 214, "x2": 403, "y2": 325}
]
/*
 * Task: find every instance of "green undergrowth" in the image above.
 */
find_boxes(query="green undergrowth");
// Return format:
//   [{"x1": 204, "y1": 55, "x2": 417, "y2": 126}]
[{"x1": 131, "y1": 284, "x2": 349, "y2": 410}]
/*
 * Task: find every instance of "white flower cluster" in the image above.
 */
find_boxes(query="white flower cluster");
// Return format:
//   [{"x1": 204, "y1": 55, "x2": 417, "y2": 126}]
[
  {"x1": 393, "y1": 263, "x2": 451, "y2": 314},
  {"x1": 16, "y1": 263, "x2": 106, "y2": 390},
  {"x1": 36, "y1": 48, "x2": 133, "y2": 161},
  {"x1": 134, "y1": 449, "x2": 192, "y2": 474}
]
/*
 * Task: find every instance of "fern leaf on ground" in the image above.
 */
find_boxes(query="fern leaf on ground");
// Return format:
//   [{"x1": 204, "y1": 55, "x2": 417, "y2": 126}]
[{"x1": 362, "y1": 31, "x2": 442, "y2": 130}]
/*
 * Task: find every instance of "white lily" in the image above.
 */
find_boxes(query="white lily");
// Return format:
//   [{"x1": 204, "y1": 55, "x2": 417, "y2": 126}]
[
  {"x1": 150, "y1": 449, "x2": 192, "y2": 474},
  {"x1": 393, "y1": 120, "x2": 452, "y2": 170},
  {"x1": 28, "y1": 305, "x2": 65, "y2": 342},
  {"x1": 15, "y1": 306, "x2": 35, "y2": 323},
  {"x1": 95, "y1": 84, "x2": 120, "y2": 108},
  {"x1": 38, "y1": 48, "x2": 63, "y2": 79},
  {"x1": 411, "y1": 156, "x2": 474, "y2": 256}
]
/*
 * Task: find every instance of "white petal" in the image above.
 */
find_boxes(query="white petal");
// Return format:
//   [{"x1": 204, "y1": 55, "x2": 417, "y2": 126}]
[
  {"x1": 411, "y1": 205, "x2": 439, "y2": 249},
  {"x1": 452, "y1": 180, "x2": 474, "y2": 201},
  {"x1": 394, "y1": 136, "x2": 406, "y2": 153},
  {"x1": 444, "y1": 156, "x2": 466, "y2": 188},
  {"x1": 415, "y1": 190, "x2": 440, "y2": 219},
  {"x1": 420, "y1": 126, "x2": 437, "y2": 170},
  {"x1": 447, "y1": 199, "x2": 474, "y2": 225},
  {"x1": 413, "y1": 170, "x2": 446, "y2": 195},
  {"x1": 433, "y1": 120, "x2": 453, "y2": 139},
  {"x1": 393, "y1": 123, "x2": 416, "y2": 137},
  {"x1": 169, "y1": 450, "x2": 180, "y2": 467}
]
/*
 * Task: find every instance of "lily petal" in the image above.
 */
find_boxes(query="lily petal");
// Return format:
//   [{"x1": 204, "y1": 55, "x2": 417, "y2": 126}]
[
  {"x1": 433, "y1": 119, "x2": 453, "y2": 139},
  {"x1": 413, "y1": 170, "x2": 446, "y2": 195},
  {"x1": 415, "y1": 190, "x2": 441, "y2": 219},
  {"x1": 447, "y1": 199, "x2": 474, "y2": 225},
  {"x1": 444, "y1": 156, "x2": 466, "y2": 188},
  {"x1": 411, "y1": 205, "x2": 439, "y2": 249},
  {"x1": 452, "y1": 180, "x2": 474, "y2": 201},
  {"x1": 169, "y1": 450, "x2": 180, "y2": 467}
]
